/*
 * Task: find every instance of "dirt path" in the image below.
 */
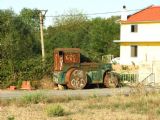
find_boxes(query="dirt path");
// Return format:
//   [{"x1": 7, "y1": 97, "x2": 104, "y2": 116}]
[
  {"x1": 1, "y1": 86, "x2": 158, "y2": 99},
  {"x1": 0, "y1": 87, "x2": 133, "y2": 99}
]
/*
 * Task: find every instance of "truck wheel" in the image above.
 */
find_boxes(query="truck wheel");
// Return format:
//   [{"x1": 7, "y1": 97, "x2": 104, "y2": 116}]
[
  {"x1": 66, "y1": 68, "x2": 87, "y2": 89},
  {"x1": 104, "y1": 72, "x2": 118, "y2": 88}
]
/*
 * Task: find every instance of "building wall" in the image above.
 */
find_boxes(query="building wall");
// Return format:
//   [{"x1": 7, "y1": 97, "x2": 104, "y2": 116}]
[
  {"x1": 120, "y1": 43, "x2": 160, "y2": 65},
  {"x1": 120, "y1": 23, "x2": 160, "y2": 41},
  {"x1": 139, "y1": 61, "x2": 160, "y2": 84},
  {"x1": 120, "y1": 22, "x2": 160, "y2": 65}
]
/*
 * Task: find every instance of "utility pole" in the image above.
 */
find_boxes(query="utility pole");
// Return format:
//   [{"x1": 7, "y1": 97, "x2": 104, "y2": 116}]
[{"x1": 39, "y1": 10, "x2": 47, "y2": 62}]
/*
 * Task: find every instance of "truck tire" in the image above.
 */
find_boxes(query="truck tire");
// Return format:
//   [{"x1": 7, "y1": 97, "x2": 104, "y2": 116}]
[
  {"x1": 103, "y1": 72, "x2": 118, "y2": 88},
  {"x1": 65, "y1": 68, "x2": 87, "y2": 89}
]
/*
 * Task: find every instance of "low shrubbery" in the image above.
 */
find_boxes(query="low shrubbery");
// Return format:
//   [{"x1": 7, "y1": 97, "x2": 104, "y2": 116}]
[
  {"x1": 0, "y1": 55, "x2": 52, "y2": 89},
  {"x1": 46, "y1": 104, "x2": 65, "y2": 117},
  {"x1": 21, "y1": 92, "x2": 47, "y2": 104}
]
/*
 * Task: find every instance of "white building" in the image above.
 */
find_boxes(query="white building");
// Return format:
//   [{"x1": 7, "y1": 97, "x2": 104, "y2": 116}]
[{"x1": 115, "y1": 5, "x2": 160, "y2": 65}]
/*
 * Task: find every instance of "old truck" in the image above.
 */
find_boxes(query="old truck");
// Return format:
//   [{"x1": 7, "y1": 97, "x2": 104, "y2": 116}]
[{"x1": 53, "y1": 48, "x2": 119, "y2": 89}]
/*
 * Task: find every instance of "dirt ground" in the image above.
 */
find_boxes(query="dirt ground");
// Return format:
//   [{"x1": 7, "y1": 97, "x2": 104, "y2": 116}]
[
  {"x1": 0, "y1": 93, "x2": 160, "y2": 120},
  {"x1": 0, "y1": 104, "x2": 148, "y2": 120}
]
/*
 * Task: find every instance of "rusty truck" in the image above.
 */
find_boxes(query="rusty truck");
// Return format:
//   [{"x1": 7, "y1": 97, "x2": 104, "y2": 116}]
[{"x1": 53, "y1": 48, "x2": 119, "y2": 89}]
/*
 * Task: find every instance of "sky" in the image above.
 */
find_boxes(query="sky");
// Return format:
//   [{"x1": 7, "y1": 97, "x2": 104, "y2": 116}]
[{"x1": 1, "y1": 0, "x2": 160, "y2": 26}]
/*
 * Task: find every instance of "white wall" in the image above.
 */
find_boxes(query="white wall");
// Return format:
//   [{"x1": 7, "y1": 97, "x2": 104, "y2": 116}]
[
  {"x1": 120, "y1": 45, "x2": 160, "y2": 65},
  {"x1": 120, "y1": 22, "x2": 160, "y2": 65},
  {"x1": 121, "y1": 23, "x2": 160, "y2": 41}
]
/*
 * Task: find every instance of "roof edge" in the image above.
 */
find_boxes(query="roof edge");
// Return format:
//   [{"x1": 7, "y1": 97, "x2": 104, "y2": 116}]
[{"x1": 114, "y1": 40, "x2": 160, "y2": 43}]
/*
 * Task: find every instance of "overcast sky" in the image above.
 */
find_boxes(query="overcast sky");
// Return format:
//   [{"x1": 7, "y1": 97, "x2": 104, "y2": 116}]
[{"x1": 1, "y1": 0, "x2": 160, "y2": 26}]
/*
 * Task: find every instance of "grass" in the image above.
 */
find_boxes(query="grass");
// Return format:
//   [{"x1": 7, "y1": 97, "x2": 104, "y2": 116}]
[
  {"x1": 7, "y1": 115, "x2": 15, "y2": 120},
  {"x1": 85, "y1": 92, "x2": 160, "y2": 116},
  {"x1": 0, "y1": 92, "x2": 85, "y2": 107},
  {"x1": 0, "y1": 90, "x2": 160, "y2": 120},
  {"x1": 46, "y1": 104, "x2": 65, "y2": 117},
  {"x1": 21, "y1": 92, "x2": 47, "y2": 104},
  {"x1": 156, "y1": 108, "x2": 160, "y2": 116}
]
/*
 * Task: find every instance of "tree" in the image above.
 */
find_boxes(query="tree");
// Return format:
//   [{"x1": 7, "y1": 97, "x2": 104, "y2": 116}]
[
  {"x1": 45, "y1": 13, "x2": 120, "y2": 62},
  {"x1": 45, "y1": 9, "x2": 88, "y2": 53},
  {"x1": 0, "y1": 9, "x2": 42, "y2": 88},
  {"x1": 85, "y1": 16, "x2": 120, "y2": 61}
]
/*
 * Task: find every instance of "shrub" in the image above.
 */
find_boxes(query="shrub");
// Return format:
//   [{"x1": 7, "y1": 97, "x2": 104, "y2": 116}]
[
  {"x1": 156, "y1": 108, "x2": 160, "y2": 116},
  {"x1": 7, "y1": 115, "x2": 15, "y2": 120},
  {"x1": 46, "y1": 104, "x2": 65, "y2": 117},
  {"x1": 0, "y1": 56, "x2": 52, "y2": 89}
]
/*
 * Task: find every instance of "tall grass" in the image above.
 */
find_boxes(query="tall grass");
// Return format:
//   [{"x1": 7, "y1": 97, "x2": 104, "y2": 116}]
[{"x1": 21, "y1": 92, "x2": 47, "y2": 104}]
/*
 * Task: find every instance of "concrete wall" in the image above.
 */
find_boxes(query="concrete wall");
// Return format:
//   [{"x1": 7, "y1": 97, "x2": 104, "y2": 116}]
[
  {"x1": 120, "y1": 45, "x2": 160, "y2": 65},
  {"x1": 120, "y1": 22, "x2": 160, "y2": 65},
  {"x1": 121, "y1": 23, "x2": 160, "y2": 42},
  {"x1": 138, "y1": 61, "x2": 160, "y2": 85}
]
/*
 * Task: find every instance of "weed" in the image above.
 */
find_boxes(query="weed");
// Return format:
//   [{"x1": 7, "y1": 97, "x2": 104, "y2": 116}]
[
  {"x1": 113, "y1": 103, "x2": 121, "y2": 109},
  {"x1": 46, "y1": 104, "x2": 65, "y2": 117},
  {"x1": 21, "y1": 92, "x2": 47, "y2": 104},
  {"x1": 7, "y1": 115, "x2": 15, "y2": 120},
  {"x1": 90, "y1": 94, "x2": 98, "y2": 98},
  {"x1": 0, "y1": 99, "x2": 11, "y2": 106},
  {"x1": 123, "y1": 102, "x2": 134, "y2": 109},
  {"x1": 87, "y1": 104, "x2": 108, "y2": 109},
  {"x1": 156, "y1": 108, "x2": 160, "y2": 116}
]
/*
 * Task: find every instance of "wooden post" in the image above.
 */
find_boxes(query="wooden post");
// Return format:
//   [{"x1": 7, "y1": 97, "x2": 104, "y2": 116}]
[{"x1": 39, "y1": 10, "x2": 47, "y2": 62}]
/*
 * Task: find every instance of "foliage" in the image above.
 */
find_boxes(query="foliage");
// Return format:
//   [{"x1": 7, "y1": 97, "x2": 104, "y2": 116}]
[
  {"x1": 0, "y1": 56, "x2": 52, "y2": 88},
  {"x1": 0, "y1": 8, "x2": 54, "y2": 88},
  {"x1": 46, "y1": 104, "x2": 65, "y2": 117},
  {"x1": 0, "y1": 8, "x2": 120, "y2": 88},
  {"x1": 46, "y1": 13, "x2": 120, "y2": 62}
]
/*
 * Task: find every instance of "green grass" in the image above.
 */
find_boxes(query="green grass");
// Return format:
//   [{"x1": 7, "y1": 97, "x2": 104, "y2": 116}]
[
  {"x1": 156, "y1": 108, "x2": 160, "y2": 116},
  {"x1": 46, "y1": 104, "x2": 65, "y2": 117},
  {"x1": 21, "y1": 92, "x2": 47, "y2": 104},
  {"x1": 7, "y1": 115, "x2": 15, "y2": 120}
]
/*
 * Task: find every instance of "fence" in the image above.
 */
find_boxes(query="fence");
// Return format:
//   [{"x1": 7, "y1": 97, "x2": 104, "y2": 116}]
[
  {"x1": 119, "y1": 73, "x2": 139, "y2": 83},
  {"x1": 117, "y1": 72, "x2": 155, "y2": 87}
]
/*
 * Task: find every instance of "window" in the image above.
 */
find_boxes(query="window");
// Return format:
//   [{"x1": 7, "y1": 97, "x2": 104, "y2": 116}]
[
  {"x1": 131, "y1": 45, "x2": 138, "y2": 57},
  {"x1": 131, "y1": 25, "x2": 138, "y2": 32},
  {"x1": 59, "y1": 51, "x2": 63, "y2": 56}
]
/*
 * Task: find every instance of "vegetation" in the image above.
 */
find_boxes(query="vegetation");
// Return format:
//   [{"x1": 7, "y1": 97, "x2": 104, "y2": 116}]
[
  {"x1": 46, "y1": 104, "x2": 65, "y2": 117},
  {"x1": 7, "y1": 115, "x2": 15, "y2": 120},
  {"x1": 0, "y1": 91, "x2": 160, "y2": 119},
  {"x1": 0, "y1": 8, "x2": 120, "y2": 88},
  {"x1": 20, "y1": 92, "x2": 47, "y2": 104}
]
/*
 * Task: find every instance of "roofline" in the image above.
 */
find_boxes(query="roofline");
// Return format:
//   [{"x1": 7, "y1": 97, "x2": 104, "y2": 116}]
[
  {"x1": 114, "y1": 40, "x2": 160, "y2": 43},
  {"x1": 121, "y1": 20, "x2": 160, "y2": 24},
  {"x1": 127, "y1": 5, "x2": 154, "y2": 20},
  {"x1": 120, "y1": 5, "x2": 160, "y2": 24}
]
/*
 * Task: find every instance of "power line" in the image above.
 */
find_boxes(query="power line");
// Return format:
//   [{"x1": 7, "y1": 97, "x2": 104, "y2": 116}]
[
  {"x1": 0, "y1": 8, "x2": 142, "y2": 18},
  {"x1": 45, "y1": 9, "x2": 142, "y2": 18}
]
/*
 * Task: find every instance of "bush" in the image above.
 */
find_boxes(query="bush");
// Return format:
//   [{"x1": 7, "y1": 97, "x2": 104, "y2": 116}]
[
  {"x1": 46, "y1": 104, "x2": 65, "y2": 117},
  {"x1": 0, "y1": 55, "x2": 52, "y2": 89},
  {"x1": 7, "y1": 115, "x2": 15, "y2": 120}
]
